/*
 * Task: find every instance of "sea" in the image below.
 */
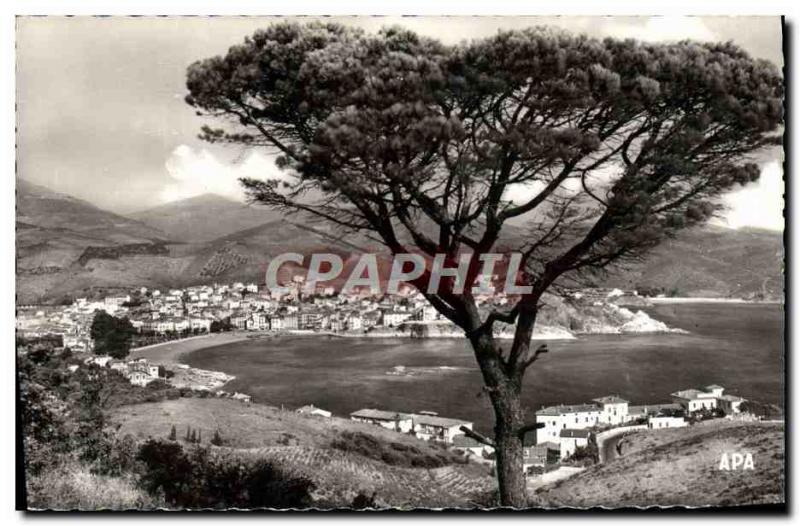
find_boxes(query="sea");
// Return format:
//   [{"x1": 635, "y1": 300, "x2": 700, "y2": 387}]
[{"x1": 184, "y1": 302, "x2": 784, "y2": 433}]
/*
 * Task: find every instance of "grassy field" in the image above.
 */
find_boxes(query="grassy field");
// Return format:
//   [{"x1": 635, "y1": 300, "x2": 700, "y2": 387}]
[
  {"x1": 530, "y1": 420, "x2": 784, "y2": 508},
  {"x1": 110, "y1": 398, "x2": 494, "y2": 508}
]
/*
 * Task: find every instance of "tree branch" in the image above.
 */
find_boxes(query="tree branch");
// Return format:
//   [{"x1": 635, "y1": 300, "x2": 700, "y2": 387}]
[{"x1": 460, "y1": 426, "x2": 496, "y2": 447}]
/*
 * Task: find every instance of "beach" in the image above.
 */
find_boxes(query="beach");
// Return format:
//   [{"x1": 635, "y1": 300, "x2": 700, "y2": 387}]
[{"x1": 130, "y1": 332, "x2": 252, "y2": 365}]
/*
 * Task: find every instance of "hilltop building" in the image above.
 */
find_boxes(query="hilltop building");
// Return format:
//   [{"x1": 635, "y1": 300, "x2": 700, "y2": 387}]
[
  {"x1": 412, "y1": 414, "x2": 473, "y2": 444},
  {"x1": 350, "y1": 409, "x2": 474, "y2": 444},
  {"x1": 535, "y1": 404, "x2": 602, "y2": 444},
  {"x1": 593, "y1": 395, "x2": 630, "y2": 425},
  {"x1": 296, "y1": 405, "x2": 332, "y2": 418},
  {"x1": 350, "y1": 409, "x2": 414, "y2": 433},
  {"x1": 670, "y1": 384, "x2": 745, "y2": 413}
]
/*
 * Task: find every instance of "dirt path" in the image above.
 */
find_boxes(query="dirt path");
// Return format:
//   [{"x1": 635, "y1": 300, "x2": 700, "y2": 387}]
[{"x1": 600, "y1": 433, "x2": 626, "y2": 463}]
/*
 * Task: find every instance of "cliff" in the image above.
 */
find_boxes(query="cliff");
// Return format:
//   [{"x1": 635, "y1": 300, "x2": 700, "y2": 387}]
[{"x1": 363, "y1": 294, "x2": 681, "y2": 340}]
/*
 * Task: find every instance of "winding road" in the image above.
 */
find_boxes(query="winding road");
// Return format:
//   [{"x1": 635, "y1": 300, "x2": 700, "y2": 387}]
[{"x1": 599, "y1": 432, "x2": 627, "y2": 463}]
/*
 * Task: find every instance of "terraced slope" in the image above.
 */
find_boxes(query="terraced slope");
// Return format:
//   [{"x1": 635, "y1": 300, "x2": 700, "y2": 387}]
[
  {"x1": 242, "y1": 446, "x2": 493, "y2": 507},
  {"x1": 110, "y1": 397, "x2": 494, "y2": 508}
]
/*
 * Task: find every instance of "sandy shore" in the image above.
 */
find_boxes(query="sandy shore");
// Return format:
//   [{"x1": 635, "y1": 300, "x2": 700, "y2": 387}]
[{"x1": 130, "y1": 332, "x2": 253, "y2": 365}]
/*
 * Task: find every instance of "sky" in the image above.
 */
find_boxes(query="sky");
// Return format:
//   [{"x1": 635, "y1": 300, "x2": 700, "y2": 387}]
[{"x1": 16, "y1": 16, "x2": 785, "y2": 229}]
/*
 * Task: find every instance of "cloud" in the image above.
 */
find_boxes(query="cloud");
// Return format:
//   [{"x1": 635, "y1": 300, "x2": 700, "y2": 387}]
[
  {"x1": 609, "y1": 16, "x2": 717, "y2": 43},
  {"x1": 159, "y1": 145, "x2": 286, "y2": 204},
  {"x1": 716, "y1": 161, "x2": 784, "y2": 231},
  {"x1": 503, "y1": 161, "x2": 784, "y2": 232},
  {"x1": 503, "y1": 164, "x2": 621, "y2": 208}
]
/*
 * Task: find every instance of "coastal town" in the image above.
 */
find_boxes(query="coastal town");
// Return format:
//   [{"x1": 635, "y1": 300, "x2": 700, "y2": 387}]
[
  {"x1": 16, "y1": 278, "x2": 759, "y2": 480},
  {"x1": 15, "y1": 276, "x2": 664, "y2": 353},
  {"x1": 16, "y1": 279, "x2": 479, "y2": 351}
]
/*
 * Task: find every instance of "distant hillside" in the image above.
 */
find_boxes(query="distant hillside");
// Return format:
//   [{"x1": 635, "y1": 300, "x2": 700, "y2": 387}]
[
  {"x1": 17, "y1": 179, "x2": 169, "y2": 244},
  {"x1": 177, "y1": 218, "x2": 370, "y2": 285},
  {"x1": 15, "y1": 184, "x2": 368, "y2": 302},
  {"x1": 599, "y1": 226, "x2": 784, "y2": 300},
  {"x1": 530, "y1": 420, "x2": 784, "y2": 507},
  {"x1": 128, "y1": 193, "x2": 281, "y2": 243},
  {"x1": 16, "y1": 180, "x2": 174, "y2": 303},
  {"x1": 15, "y1": 181, "x2": 784, "y2": 303}
]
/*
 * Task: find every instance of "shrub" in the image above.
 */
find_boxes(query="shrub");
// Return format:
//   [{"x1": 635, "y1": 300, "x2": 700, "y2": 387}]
[
  {"x1": 136, "y1": 439, "x2": 314, "y2": 509},
  {"x1": 351, "y1": 491, "x2": 377, "y2": 509},
  {"x1": 26, "y1": 460, "x2": 163, "y2": 510},
  {"x1": 330, "y1": 431, "x2": 463, "y2": 468},
  {"x1": 563, "y1": 436, "x2": 600, "y2": 467}
]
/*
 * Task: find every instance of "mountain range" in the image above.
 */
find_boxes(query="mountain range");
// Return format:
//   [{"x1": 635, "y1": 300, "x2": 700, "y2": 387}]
[
  {"x1": 127, "y1": 193, "x2": 282, "y2": 242},
  {"x1": 15, "y1": 180, "x2": 784, "y2": 304}
]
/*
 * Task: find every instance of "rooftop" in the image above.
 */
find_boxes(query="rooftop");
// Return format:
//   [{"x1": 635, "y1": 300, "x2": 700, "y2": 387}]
[
  {"x1": 670, "y1": 388, "x2": 714, "y2": 400},
  {"x1": 628, "y1": 403, "x2": 682, "y2": 416},
  {"x1": 536, "y1": 404, "x2": 600, "y2": 416},
  {"x1": 593, "y1": 395, "x2": 630, "y2": 405},
  {"x1": 412, "y1": 414, "x2": 472, "y2": 428},
  {"x1": 560, "y1": 428, "x2": 591, "y2": 439},
  {"x1": 350, "y1": 408, "x2": 411, "y2": 421},
  {"x1": 297, "y1": 404, "x2": 327, "y2": 413},
  {"x1": 719, "y1": 394, "x2": 746, "y2": 402},
  {"x1": 529, "y1": 441, "x2": 560, "y2": 452}
]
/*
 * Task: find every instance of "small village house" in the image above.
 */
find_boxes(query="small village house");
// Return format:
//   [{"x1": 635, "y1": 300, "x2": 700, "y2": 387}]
[
  {"x1": 350, "y1": 409, "x2": 413, "y2": 433},
  {"x1": 296, "y1": 405, "x2": 332, "y2": 418},
  {"x1": 452, "y1": 435, "x2": 493, "y2": 457},
  {"x1": 559, "y1": 428, "x2": 592, "y2": 459},
  {"x1": 411, "y1": 414, "x2": 473, "y2": 444},
  {"x1": 717, "y1": 394, "x2": 747, "y2": 414},
  {"x1": 648, "y1": 415, "x2": 688, "y2": 429},
  {"x1": 523, "y1": 442, "x2": 560, "y2": 473},
  {"x1": 535, "y1": 404, "x2": 602, "y2": 444},
  {"x1": 671, "y1": 385, "x2": 727, "y2": 412},
  {"x1": 593, "y1": 395, "x2": 630, "y2": 426}
]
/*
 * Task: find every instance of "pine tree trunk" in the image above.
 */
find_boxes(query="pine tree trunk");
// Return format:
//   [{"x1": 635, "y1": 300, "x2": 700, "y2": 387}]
[
  {"x1": 469, "y1": 332, "x2": 528, "y2": 507},
  {"x1": 493, "y1": 394, "x2": 526, "y2": 507}
]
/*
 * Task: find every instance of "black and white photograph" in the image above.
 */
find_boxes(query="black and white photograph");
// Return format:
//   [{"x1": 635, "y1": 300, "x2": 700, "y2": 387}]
[{"x1": 13, "y1": 13, "x2": 786, "y2": 511}]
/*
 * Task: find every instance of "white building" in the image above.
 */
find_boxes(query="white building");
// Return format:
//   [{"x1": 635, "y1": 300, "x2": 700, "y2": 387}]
[
  {"x1": 559, "y1": 428, "x2": 592, "y2": 459},
  {"x1": 671, "y1": 385, "x2": 725, "y2": 412},
  {"x1": 718, "y1": 394, "x2": 746, "y2": 415},
  {"x1": 411, "y1": 414, "x2": 473, "y2": 444},
  {"x1": 452, "y1": 435, "x2": 494, "y2": 457},
  {"x1": 535, "y1": 404, "x2": 602, "y2": 444},
  {"x1": 523, "y1": 442, "x2": 559, "y2": 472},
  {"x1": 350, "y1": 409, "x2": 414, "y2": 433},
  {"x1": 189, "y1": 318, "x2": 212, "y2": 332},
  {"x1": 648, "y1": 415, "x2": 687, "y2": 429},
  {"x1": 347, "y1": 315, "x2": 363, "y2": 331},
  {"x1": 84, "y1": 355, "x2": 113, "y2": 367},
  {"x1": 593, "y1": 395, "x2": 630, "y2": 426},
  {"x1": 269, "y1": 315, "x2": 284, "y2": 331},
  {"x1": 104, "y1": 295, "x2": 131, "y2": 309},
  {"x1": 296, "y1": 405, "x2": 332, "y2": 418},
  {"x1": 383, "y1": 311, "x2": 412, "y2": 327},
  {"x1": 419, "y1": 305, "x2": 439, "y2": 321}
]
